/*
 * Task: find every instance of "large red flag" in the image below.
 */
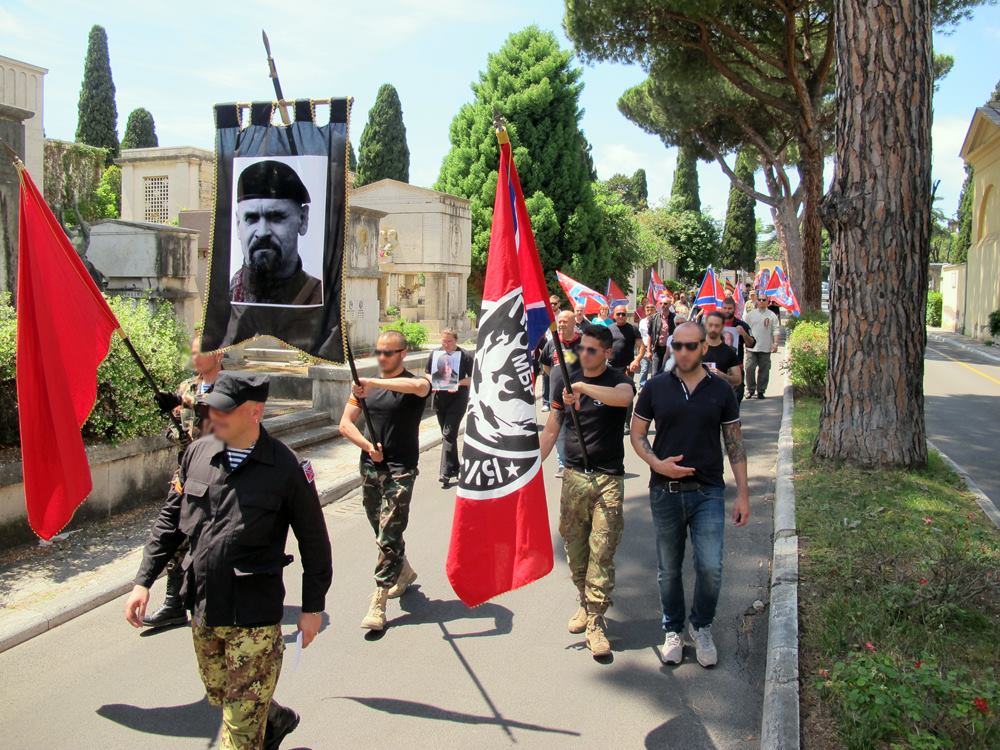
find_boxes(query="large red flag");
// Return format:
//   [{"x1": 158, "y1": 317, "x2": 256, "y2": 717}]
[
  {"x1": 556, "y1": 270, "x2": 607, "y2": 315},
  {"x1": 15, "y1": 163, "x2": 120, "y2": 540},
  {"x1": 446, "y1": 135, "x2": 554, "y2": 606}
]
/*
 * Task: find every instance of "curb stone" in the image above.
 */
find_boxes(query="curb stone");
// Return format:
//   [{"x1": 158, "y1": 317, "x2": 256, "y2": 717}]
[
  {"x1": 927, "y1": 439, "x2": 1000, "y2": 530},
  {"x1": 0, "y1": 425, "x2": 459, "y2": 655},
  {"x1": 760, "y1": 375, "x2": 800, "y2": 749},
  {"x1": 927, "y1": 332, "x2": 1000, "y2": 365}
]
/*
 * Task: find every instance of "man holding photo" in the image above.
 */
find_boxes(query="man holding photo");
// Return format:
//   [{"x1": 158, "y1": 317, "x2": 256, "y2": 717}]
[{"x1": 424, "y1": 329, "x2": 473, "y2": 488}]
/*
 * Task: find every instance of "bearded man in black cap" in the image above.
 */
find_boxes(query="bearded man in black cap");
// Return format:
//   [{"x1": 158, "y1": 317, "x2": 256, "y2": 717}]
[{"x1": 231, "y1": 159, "x2": 323, "y2": 306}]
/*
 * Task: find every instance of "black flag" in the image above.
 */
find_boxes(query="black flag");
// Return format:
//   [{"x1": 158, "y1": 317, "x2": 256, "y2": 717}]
[{"x1": 200, "y1": 98, "x2": 350, "y2": 362}]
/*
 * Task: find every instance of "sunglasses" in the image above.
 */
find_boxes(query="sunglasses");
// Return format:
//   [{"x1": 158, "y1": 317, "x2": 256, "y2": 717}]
[
  {"x1": 671, "y1": 340, "x2": 703, "y2": 352},
  {"x1": 580, "y1": 345, "x2": 605, "y2": 355},
  {"x1": 374, "y1": 348, "x2": 404, "y2": 357},
  {"x1": 614, "y1": 312, "x2": 627, "y2": 317}
]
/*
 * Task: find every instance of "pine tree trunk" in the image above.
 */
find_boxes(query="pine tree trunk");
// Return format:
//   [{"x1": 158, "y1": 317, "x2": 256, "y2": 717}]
[
  {"x1": 815, "y1": 0, "x2": 932, "y2": 467},
  {"x1": 797, "y1": 133, "x2": 826, "y2": 311},
  {"x1": 770, "y1": 199, "x2": 804, "y2": 290}
]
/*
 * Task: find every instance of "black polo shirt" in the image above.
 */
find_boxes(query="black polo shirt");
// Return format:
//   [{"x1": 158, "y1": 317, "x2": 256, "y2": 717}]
[
  {"x1": 633, "y1": 366, "x2": 740, "y2": 488},
  {"x1": 550, "y1": 366, "x2": 635, "y2": 475}
]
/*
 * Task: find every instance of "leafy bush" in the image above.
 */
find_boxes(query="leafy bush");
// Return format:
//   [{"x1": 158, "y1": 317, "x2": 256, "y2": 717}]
[
  {"x1": 0, "y1": 293, "x2": 188, "y2": 448},
  {"x1": 988, "y1": 309, "x2": 1000, "y2": 338},
  {"x1": 782, "y1": 321, "x2": 828, "y2": 396},
  {"x1": 784, "y1": 308, "x2": 829, "y2": 333},
  {"x1": 927, "y1": 291, "x2": 943, "y2": 327},
  {"x1": 384, "y1": 305, "x2": 400, "y2": 318},
  {"x1": 380, "y1": 320, "x2": 428, "y2": 350}
]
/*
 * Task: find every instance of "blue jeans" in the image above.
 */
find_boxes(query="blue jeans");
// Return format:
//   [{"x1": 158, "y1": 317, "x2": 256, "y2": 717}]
[
  {"x1": 649, "y1": 484, "x2": 726, "y2": 633},
  {"x1": 638, "y1": 356, "x2": 651, "y2": 388},
  {"x1": 556, "y1": 420, "x2": 566, "y2": 467}
]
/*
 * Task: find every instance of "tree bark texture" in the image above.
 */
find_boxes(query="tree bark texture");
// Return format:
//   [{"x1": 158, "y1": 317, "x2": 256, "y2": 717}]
[
  {"x1": 815, "y1": 0, "x2": 931, "y2": 467},
  {"x1": 797, "y1": 132, "x2": 826, "y2": 311}
]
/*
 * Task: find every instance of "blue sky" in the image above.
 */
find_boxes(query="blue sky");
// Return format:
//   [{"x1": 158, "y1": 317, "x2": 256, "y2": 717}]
[{"x1": 3, "y1": 0, "x2": 998, "y2": 223}]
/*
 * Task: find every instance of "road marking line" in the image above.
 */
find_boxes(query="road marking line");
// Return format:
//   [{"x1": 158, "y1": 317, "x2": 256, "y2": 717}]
[{"x1": 927, "y1": 346, "x2": 1000, "y2": 386}]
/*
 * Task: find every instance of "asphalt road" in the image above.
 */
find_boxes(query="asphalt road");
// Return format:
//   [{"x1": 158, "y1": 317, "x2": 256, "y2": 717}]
[
  {"x1": 0, "y1": 385, "x2": 783, "y2": 750},
  {"x1": 924, "y1": 337, "x2": 1000, "y2": 504}
]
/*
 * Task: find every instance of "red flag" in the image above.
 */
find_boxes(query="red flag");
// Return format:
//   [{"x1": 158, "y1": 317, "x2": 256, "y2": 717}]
[
  {"x1": 605, "y1": 278, "x2": 629, "y2": 310},
  {"x1": 446, "y1": 136, "x2": 553, "y2": 606},
  {"x1": 556, "y1": 270, "x2": 607, "y2": 315},
  {"x1": 15, "y1": 164, "x2": 120, "y2": 540},
  {"x1": 695, "y1": 267, "x2": 725, "y2": 312}
]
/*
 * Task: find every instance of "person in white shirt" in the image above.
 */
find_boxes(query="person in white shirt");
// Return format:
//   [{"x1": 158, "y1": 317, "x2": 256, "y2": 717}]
[
  {"x1": 637, "y1": 302, "x2": 656, "y2": 388},
  {"x1": 743, "y1": 296, "x2": 780, "y2": 399}
]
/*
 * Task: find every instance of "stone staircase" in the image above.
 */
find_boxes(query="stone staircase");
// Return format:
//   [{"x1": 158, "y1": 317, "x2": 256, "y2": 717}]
[{"x1": 261, "y1": 399, "x2": 340, "y2": 452}]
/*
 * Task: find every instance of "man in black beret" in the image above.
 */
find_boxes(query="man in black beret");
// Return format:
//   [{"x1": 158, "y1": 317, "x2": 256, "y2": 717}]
[
  {"x1": 126, "y1": 371, "x2": 333, "y2": 749},
  {"x1": 231, "y1": 159, "x2": 323, "y2": 306}
]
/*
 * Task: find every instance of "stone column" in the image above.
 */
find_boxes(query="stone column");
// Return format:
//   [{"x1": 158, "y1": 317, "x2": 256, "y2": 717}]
[{"x1": 0, "y1": 104, "x2": 32, "y2": 299}]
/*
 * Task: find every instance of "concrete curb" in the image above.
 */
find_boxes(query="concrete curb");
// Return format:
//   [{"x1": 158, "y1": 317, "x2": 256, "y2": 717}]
[
  {"x1": 0, "y1": 425, "x2": 458, "y2": 655},
  {"x1": 927, "y1": 332, "x2": 1000, "y2": 364},
  {"x1": 760, "y1": 376, "x2": 800, "y2": 749},
  {"x1": 927, "y1": 439, "x2": 1000, "y2": 530}
]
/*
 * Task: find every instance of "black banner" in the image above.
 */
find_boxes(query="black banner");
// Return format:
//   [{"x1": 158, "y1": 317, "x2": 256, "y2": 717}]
[{"x1": 200, "y1": 98, "x2": 350, "y2": 362}]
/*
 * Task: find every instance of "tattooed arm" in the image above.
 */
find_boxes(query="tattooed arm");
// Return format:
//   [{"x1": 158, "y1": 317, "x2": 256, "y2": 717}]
[
  {"x1": 629, "y1": 415, "x2": 696, "y2": 479},
  {"x1": 723, "y1": 421, "x2": 750, "y2": 526}
]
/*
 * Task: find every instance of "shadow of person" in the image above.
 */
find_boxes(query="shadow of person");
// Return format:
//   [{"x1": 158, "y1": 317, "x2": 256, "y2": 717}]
[
  {"x1": 645, "y1": 713, "x2": 717, "y2": 749},
  {"x1": 390, "y1": 587, "x2": 514, "y2": 638},
  {"x1": 281, "y1": 605, "x2": 331, "y2": 644},
  {"x1": 97, "y1": 695, "x2": 220, "y2": 741}
]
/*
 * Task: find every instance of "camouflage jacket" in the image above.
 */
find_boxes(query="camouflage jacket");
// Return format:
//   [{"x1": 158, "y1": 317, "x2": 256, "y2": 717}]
[{"x1": 166, "y1": 376, "x2": 209, "y2": 446}]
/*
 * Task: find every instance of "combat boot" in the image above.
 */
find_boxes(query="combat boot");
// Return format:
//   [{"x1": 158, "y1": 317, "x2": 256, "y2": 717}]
[
  {"x1": 263, "y1": 700, "x2": 300, "y2": 750},
  {"x1": 361, "y1": 587, "x2": 389, "y2": 630},
  {"x1": 387, "y1": 559, "x2": 418, "y2": 599},
  {"x1": 585, "y1": 613, "x2": 611, "y2": 657},
  {"x1": 142, "y1": 566, "x2": 188, "y2": 628},
  {"x1": 568, "y1": 589, "x2": 587, "y2": 633}
]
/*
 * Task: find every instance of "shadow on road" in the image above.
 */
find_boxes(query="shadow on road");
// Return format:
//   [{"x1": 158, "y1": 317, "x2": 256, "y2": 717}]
[
  {"x1": 330, "y1": 696, "x2": 581, "y2": 737},
  {"x1": 391, "y1": 587, "x2": 514, "y2": 637},
  {"x1": 97, "y1": 695, "x2": 220, "y2": 743}
]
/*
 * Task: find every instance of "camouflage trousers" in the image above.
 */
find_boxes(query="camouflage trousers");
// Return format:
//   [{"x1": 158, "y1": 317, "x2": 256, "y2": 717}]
[
  {"x1": 361, "y1": 466, "x2": 417, "y2": 588},
  {"x1": 191, "y1": 623, "x2": 283, "y2": 750},
  {"x1": 559, "y1": 468, "x2": 625, "y2": 613}
]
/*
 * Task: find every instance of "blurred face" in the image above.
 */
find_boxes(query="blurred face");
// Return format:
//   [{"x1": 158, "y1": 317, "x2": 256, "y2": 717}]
[
  {"x1": 579, "y1": 334, "x2": 610, "y2": 370},
  {"x1": 704, "y1": 315, "x2": 724, "y2": 339},
  {"x1": 644, "y1": 303, "x2": 655, "y2": 317},
  {"x1": 440, "y1": 332, "x2": 457, "y2": 352},
  {"x1": 209, "y1": 400, "x2": 264, "y2": 444},
  {"x1": 613, "y1": 305, "x2": 628, "y2": 325},
  {"x1": 375, "y1": 333, "x2": 407, "y2": 375},
  {"x1": 757, "y1": 296, "x2": 769, "y2": 310},
  {"x1": 598, "y1": 305, "x2": 610, "y2": 319},
  {"x1": 235, "y1": 198, "x2": 309, "y2": 279},
  {"x1": 574, "y1": 303, "x2": 585, "y2": 321},
  {"x1": 670, "y1": 323, "x2": 706, "y2": 373},
  {"x1": 722, "y1": 301, "x2": 736, "y2": 320},
  {"x1": 190, "y1": 339, "x2": 221, "y2": 375},
  {"x1": 557, "y1": 311, "x2": 576, "y2": 340}
]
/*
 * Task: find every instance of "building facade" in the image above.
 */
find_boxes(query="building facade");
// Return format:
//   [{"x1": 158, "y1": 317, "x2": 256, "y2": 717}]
[
  {"x1": 0, "y1": 55, "x2": 46, "y2": 191},
  {"x1": 118, "y1": 146, "x2": 214, "y2": 225}
]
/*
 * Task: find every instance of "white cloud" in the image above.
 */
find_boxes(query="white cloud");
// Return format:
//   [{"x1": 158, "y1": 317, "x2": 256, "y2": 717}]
[{"x1": 932, "y1": 114, "x2": 972, "y2": 215}]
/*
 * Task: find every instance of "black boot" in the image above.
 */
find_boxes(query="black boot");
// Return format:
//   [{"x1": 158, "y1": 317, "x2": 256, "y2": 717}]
[
  {"x1": 142, "y1": 567, "x2": 188, "y2": 628},
  {"x1": 264, "y1": 700, "x2": 300, "y2": 750}
]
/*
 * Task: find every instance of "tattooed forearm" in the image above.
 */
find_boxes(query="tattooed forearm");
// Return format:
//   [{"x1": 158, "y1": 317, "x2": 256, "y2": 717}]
[
  {"x1": 630, "y1": 422, "x2": 659, "y2": 467},
  {"x1": 722, "y1": 422, "x2": 747, "y2": 466}
]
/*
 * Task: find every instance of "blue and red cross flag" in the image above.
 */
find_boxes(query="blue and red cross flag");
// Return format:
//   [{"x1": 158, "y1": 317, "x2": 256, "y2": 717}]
[
  {"x1": 695, "y1": 266, "x2": 726, "y2": 312},
  {"x1": 556, "y1": 270, "x2": 608, "y2": 315},
  {"x1": 445, "y1": 128, "x2": 554, "y2": 606},
  {"x1": 606, "y1": 278, "x2": 629, "y2": 310}
]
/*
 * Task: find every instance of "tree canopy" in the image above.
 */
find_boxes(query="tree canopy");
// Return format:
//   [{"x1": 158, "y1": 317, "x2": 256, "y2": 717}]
[
  {"x1": 76, "y1": 25, "x2": 119, "y2": 164},
  {"x1": 121, "y1": 108, "x2": 158, "y2": 150},
  {"x1": 356, "y1": 83, "x2": 410, "y2": 186}
]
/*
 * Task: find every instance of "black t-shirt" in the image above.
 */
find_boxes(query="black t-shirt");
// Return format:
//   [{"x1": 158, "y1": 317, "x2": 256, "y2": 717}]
[
  {"x1": 352, "y1": 370, "x2": 428, "y2": 473},
  {"x1": 608, "y1": 323, "x2": 639, "y2": 369},
  {"x1": 634, "y1": 367, "x2": 741, "y2": 487},
  {"x1": 703, "y1": 342, "x2": 740, "y2": 378},
  {"x1": 723, "y1": 319, "x2": 754, "y2": 362},
  {"x1": 539, "y1": 335, "x2": 583, "y2": 400},
  {"x1": 424, "y1": 347, "x2": 474, "y2": 408},
  {"x1": 550, "y1": 366, "x2": 635, "y2": 475}
]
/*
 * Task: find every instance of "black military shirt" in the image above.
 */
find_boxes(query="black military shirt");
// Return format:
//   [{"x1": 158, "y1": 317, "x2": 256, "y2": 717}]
[
  {"x1": 351, "y1": 369, "x2": 428, "y2": 473},
  {"x1": 634, "y1": 367, "x2": 740, "y2": 488},
  {"x1": 551, "y1": 366, "x2": 635, "y2": 475},
  {"x1": 135, "y1": 427, "x2": 333, "y2": 627}
]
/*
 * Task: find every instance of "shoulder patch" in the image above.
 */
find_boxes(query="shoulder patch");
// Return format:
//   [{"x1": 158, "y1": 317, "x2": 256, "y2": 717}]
[{"x1": 300, "y1": 459, "x2": 315, "y2": 484}]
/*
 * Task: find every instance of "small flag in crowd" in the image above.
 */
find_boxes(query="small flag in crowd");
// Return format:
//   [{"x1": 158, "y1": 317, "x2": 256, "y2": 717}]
[
  {"x1": 556, "y1": 270, "x2": 608, "y2": 315},
  {"x1": 764, "y1": 265, "x2": 801, "y2": 316},
  {"x1": 647, "y1": 268, "x2": 666, "y2": 308},
  {"x1": 695, "y1": 267, "x2": 726, "y2": 312},
  {"x1": 606, "y1": 278, "x2": 629, "y2": 310},
  {"x1": 446, "y1": 130, "x2": 554, "y2": 607},
  {"x1": 14, "y1": 162, "x2": 121, "y2": 540}
]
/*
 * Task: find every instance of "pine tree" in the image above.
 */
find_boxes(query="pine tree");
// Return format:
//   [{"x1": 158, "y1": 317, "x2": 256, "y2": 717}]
[
  {"x1": 355, "y1": 84, "x2": 410, "y2": 186},
  {"x1": 669, "y1": 145, "x2": 700, "y2": 213},
  {"x1": 121, "y1": 108, "x2": 158, "y2": 149},
  {"x1": 436, "y1": 26, "x2": 604, "y2": 291},
  {"x1": 76, "y1": 25, "x2": 119, "y2": 164},
  {"x1": 720, "y1": 149, "x2": 758, "y2": 271}
]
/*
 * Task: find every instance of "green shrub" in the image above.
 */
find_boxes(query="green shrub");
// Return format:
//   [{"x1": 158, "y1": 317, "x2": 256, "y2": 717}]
[
  {"x1": 927, "y1": 291, "x2": 943, "y2": 327},
  {"x1": 784, "y1": 308, "x2": 829, "y2": 333},
  {"x1": 988, "y1": 309, "x2": 1000, "y2": 338},
  {"x1": 0, "y1": 293, "x2": 189, "y2": 448},
  {"x1": 380, "y1": 320, "x2": 428, "y2": 350},
  {"x1": 782, "y1": 321, "x2": 828, "y2": 397},
  {"x1": 384, "y1": 305, "x2": 400, "y2": 318}
]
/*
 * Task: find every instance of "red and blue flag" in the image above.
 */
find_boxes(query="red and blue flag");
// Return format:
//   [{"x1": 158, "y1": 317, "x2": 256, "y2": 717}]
[
  {"x1": 606, "y1": 278, "x2": 629, "y2": 310},
  {"x1": 695, "y1": 267, "x2": 726, "y2": 312},
  {"x1": 556, "y1": 270, "x2": 608, "y2": 315}
]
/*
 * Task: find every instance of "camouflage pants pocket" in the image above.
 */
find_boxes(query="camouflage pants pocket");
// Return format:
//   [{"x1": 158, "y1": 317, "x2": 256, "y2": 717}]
[
  {"x1": 559, "y1": 470, "x2": 624, "y2": 611},
  {"x1": 192, "y1": 623, "x2": 283, "y2": 750},
  {"x1": 361, "y1": 467, "x2": 416, "y2": 587}
]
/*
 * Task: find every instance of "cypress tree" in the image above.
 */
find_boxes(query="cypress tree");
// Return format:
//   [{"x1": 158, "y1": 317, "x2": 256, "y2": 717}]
[
  {"x1": 952, "y1": 163, "x2": 973, "y2": 263},
  {"x1": 76, "y1": 25, "x2": 119, "y2": 164},
  {"x1": 348, "y1": 140, "x2": 357, "y2": 171},
  {"x1": 121, "y1": 108, "x2": 158, "y2": 149},
  {"x1": 355, "y1": 83, "x2": 410, "y2": 186},
  {"x1": 720, "y1": 149, "x2": 758, "y2": 271},
  {"x1": 669, "y1": 145, "x2": 700, "y2": 213}
]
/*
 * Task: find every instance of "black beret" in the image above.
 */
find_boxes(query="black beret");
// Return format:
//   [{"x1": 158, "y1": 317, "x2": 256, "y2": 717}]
[
  {"x1": 237, "y1": 160, "x2": 310, "y2": 204},
  {"x1": 199, "y1": 372, "x2": 270, "y2": 411}
]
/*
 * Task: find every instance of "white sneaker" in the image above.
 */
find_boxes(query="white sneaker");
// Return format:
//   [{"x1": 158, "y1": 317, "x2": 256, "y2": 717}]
[
  {"x1": 659, "y1": 631, "x2": 683, "y2": 665},
  {"x1": 688, "y1": 622, "x2": 718, "y2": 667}
]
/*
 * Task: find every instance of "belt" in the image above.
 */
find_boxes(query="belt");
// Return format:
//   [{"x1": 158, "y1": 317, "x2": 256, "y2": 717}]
[{"x1": 664, "y1": 480, "x2": 703, "y2": 494}]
